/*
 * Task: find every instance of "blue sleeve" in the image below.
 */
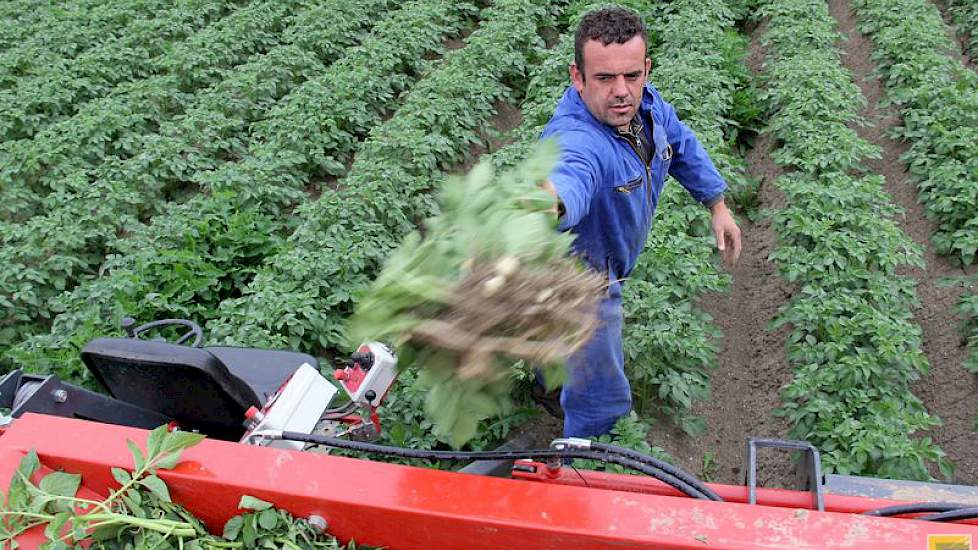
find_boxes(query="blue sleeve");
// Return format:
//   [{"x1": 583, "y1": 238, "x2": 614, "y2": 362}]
[
  {"x1": 659, "y1": 96, "x2": 727, "y2": 205},
  {"x1": 541, "y1": 129, "x2": 600, "y2": 230}
]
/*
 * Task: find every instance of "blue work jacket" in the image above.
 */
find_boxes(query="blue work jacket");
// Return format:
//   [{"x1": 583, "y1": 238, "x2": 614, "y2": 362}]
[{"x1": 542, "y1": 83, "x2": 726, "y2": 284}]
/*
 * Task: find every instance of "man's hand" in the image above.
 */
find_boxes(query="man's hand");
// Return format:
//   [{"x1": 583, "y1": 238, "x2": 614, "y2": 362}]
[
  {"x1": 542, "y1": 179, "x2": 563, "y2": 218},
  {"x1": 710, "y1": 199, "x2": 741, "y2": 268}
]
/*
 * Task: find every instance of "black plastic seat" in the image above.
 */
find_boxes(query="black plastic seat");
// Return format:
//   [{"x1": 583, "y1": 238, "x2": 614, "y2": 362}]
[
  {"x1": 80, "y1": 338, "x2": 317, "y2": 440},
  {"x1": 206, "y1": 346, "x2": 316, "y2": 404}
]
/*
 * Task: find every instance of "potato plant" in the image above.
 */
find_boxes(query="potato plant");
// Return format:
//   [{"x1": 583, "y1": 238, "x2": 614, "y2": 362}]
[
  {"x1": 760, "y1": 0, "x2": 949, "y2": 479},
  {"x1": 852, "y1": 0, "x2": 978, "y2": 425},
  {"x1": 7, "y1": 0, "x2": 479, "y2": 381}
]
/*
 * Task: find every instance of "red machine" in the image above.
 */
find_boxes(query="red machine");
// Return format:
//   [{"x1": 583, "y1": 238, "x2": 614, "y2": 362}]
[{"x1": 2, "y1": 319, "x2": 978, "y2": 548}]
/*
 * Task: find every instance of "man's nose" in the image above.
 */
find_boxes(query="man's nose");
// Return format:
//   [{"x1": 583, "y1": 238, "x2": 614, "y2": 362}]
[{"x1": 612, "y1": 75, "x2": 629, "y2": 97}]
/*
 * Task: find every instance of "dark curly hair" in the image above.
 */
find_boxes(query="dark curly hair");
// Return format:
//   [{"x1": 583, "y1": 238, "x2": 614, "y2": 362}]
[{"x1": 574, "y1": 7, "x2": 647, "y2": 77}]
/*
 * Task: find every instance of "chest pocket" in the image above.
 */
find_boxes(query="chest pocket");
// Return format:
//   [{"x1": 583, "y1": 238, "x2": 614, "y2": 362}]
[{"x1": 614, "y1": 176, "x2": 642, "y2": 194}]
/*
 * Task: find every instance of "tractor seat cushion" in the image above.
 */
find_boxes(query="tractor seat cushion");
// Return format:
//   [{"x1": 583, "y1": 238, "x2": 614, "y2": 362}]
[
  {"x1": 81, "y1": 338, "x2": 257, "y2": 440},
  {"x1": 204, "y1": 346, "x2": 318, "y2": 405}
]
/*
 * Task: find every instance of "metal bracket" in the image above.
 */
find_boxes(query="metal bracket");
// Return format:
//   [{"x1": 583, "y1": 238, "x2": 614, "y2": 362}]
[{"x1": 747, "y1": 437, "x2": 824, "y2": 511}]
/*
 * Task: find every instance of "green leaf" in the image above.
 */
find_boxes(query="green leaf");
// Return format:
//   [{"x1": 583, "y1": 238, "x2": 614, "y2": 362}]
[
  {"x1": 222, "y1": 515, "x2": 244, "y2": 540},
  {"x1": 126, "y1": 440, "x2": 146, "y2": 471},
  {"x1": 238, "y1": 495, "x2": 273, "y2": 511},
  {"x1": 154, "y1": 452, "x2": 182, "y2": 470},
  {"x1": 147, "y1": 425, "x2": 167, "y2": 459},
  {"x1": 139, "y1": 475, "x2": 171, "y2": 503},
  {"x1": 257, "y1": 509, "x2": 278, "y2": 530},
  {"x1": 38, "y1": 472, "x2": 81, "y2": 509},
  {"x1": 243, "y1": 515, "x2": 258, "y2": 547},
  {"x1": 112, "y1": 467, "x2": 133, "y2": 486},
  {"x1": 43, "y1": 512, "x2": 70, "y2": 541},
  {"x1": 122, "y1": 492, "x2": 146, "y2": 518},
  {"x1": 17, "y1": 450, "x2": 40, "y2": 481},
  {"x1": 161, "y1": 431, "x2": 206, "y2": 455}
]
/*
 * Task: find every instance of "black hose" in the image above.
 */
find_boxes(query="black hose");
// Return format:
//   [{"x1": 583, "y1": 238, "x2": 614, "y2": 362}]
[
  {"x1": 321, "y1": 401, "x2": 358, "y2": 420},
  {"x1": 279, "y1": 431, "x2": 717, "y2": 500},
  {"x1": 919, "y1": 507, "x2": 978, "y2": 522},
  {"x1": 863, "y1": 502, "x2": 971, "y2": 517},
  {"x1": 589, "y1": 441, "x2": 723, "y2": 502}
]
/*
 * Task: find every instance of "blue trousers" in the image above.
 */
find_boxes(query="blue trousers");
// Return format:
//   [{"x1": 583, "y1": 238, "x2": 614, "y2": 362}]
[{"x1": 560, "y1": 288, "x2": 632, "y2": 438}]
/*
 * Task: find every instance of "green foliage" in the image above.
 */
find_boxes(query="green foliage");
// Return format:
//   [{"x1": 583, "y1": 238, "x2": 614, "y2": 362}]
[
  {"x1": 852, "y1": 0, "x2": 978, "y2": 451},
  {"x1": 0, "y1": 426, "x2": 355, "y2": 549},
  {"x1": 7, "y1": 0, "x2": 475, "y2": 375},
  {"x1": 760, "y1": 0, "x2": 949, "y2": 479},
  {"x1": 0, "y1": 0, "x2": 395, "y2": 362},
  {"x1": 346, "y1": 142, "x2": 582, "y2": 447}
]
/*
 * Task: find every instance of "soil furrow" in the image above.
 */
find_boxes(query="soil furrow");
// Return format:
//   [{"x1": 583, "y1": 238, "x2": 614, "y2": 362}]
[
  {"x1": 828, "y1": 0, "x2": 978, "y2": 484},
  {"x1": 647, "y1": 21, "x2": 798, "y2": 488}
]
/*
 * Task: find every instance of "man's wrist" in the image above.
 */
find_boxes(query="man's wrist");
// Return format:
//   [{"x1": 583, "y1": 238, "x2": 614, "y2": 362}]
[{"x1": 705, "y1": 193, "x2": 725, "y2": 211}]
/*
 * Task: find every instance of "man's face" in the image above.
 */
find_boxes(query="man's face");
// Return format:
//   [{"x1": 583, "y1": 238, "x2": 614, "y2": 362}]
[{"x1": 571, "y1": 36, "x2": 651, "y2": 132}]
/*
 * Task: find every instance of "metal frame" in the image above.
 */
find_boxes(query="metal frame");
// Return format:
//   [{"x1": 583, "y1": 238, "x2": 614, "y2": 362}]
[
  {"x1": 4, "y1": 415, "x2": 978, "y2": 549},
  {"x1": 747, "y1": 437, "x2": 824, "y2": 511},
  {"x1": 0, "y1": 370, "x2": 170, "y2": 429}
]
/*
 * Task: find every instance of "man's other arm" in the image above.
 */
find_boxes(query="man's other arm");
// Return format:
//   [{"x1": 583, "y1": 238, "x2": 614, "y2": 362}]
[{"x1": 659, "y1": 99, "x2": 742, "y2": 267}]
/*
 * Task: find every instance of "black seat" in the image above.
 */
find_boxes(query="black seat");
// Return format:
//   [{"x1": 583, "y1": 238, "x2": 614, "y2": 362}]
[
  {"x1": 80, "y1": 338, "x2": 317, "y2": 440},
  {"x1": 205, "y1": 346, "x2": 316, "y2": 404}
]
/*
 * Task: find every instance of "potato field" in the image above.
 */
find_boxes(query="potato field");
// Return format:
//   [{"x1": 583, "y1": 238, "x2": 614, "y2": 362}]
[{"x1": 1, "y1": 0, "x2": 976, "y2": 487}]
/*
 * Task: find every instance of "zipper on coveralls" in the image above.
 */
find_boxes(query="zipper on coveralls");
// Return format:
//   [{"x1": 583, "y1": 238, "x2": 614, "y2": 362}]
[{"x1": 619, "y1": 130, "x2": 653, "y2": 208}]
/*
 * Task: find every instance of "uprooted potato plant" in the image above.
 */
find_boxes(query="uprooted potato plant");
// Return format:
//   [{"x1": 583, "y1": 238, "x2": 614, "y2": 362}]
[{"x1": 346, "y1": 141, "x2": 607, "y2": 447}]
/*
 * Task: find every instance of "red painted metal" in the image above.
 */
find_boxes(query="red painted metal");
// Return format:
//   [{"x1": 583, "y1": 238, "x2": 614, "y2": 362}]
[
  {"x1": 513, "y1": 460, "x2": 978, "y2": 525},
  {"x1": 3, "y1": 414, "x2": 978, "y2": 549}
]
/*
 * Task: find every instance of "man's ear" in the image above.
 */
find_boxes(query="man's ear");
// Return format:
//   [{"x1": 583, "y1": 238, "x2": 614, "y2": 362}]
[
  {"x1": 645, "y1": 57, "x2": 652, "y2": 77},
  {"x1": 570, "y1": 63, "x2": 585, "y2": 92}
]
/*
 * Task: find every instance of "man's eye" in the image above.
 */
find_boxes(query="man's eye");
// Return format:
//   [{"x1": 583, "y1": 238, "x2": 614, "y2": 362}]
[{"x1": 597, "y1": 76, "x2": 612, "y2": 82}]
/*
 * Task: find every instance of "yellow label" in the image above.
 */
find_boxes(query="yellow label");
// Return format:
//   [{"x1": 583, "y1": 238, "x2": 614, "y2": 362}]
[{"x1": 928, "y1": 534, "x2": 972, "y2": 550}]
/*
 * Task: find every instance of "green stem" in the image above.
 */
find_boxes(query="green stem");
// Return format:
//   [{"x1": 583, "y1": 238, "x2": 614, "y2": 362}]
[
  {"x1": 0, "y1": 518, "x2": 46, "y2": 541},
  {"x1": 100, "y1": 451, "x2": 173, "y2": 509},
  {"x1": 78, "y1": 513, "x2": 196, "y2": 536}
]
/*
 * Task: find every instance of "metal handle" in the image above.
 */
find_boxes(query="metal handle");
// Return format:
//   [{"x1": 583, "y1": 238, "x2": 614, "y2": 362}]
[{"x1": 747, "y1": 437, "x2": 824, "y2": 511}]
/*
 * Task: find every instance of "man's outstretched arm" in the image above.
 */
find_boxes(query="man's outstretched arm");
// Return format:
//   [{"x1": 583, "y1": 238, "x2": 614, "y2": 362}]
[{"x1": 657, "y1": 94, "x2": 742, "y2": 267}]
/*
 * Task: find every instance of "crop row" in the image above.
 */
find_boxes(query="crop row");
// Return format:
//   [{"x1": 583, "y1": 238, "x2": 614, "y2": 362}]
[
  {"x1": 205, "y1": 0, "x2": 549, "y2": 353},
  {"x1": 0, "y1": 0, "x2": 374, "y2": 217},
  {"x1": 0, "y1": 0, "x2": 302, "y2": 174},
  {"x1": 0, "y1": 0, "x2": 170, "y2": 83},
  {"x1": 0, "y1": 0, "x2": 397, "y2": 358},
  {"x1": 759, "y1": 0, "x2": 949, "y2": 479},
  {"x1": 946, "y1": 0, "x2": 978, "y2": 64},
  {"x1": 851, "y1": 0, "x2": 978, "y2": 267},
  {"x1": 0, "y1": 0, "x2": 244, "y2": 141},
  {"x1": 5, "y1": 0, "x2": 481, "y2": 379},
  {"x1": 851, "y1": 0, "x2": 978, "y2": 376}
]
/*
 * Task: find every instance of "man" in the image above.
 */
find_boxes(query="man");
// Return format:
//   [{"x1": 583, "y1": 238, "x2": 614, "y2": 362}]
[{"x1": 541, "y1": 7, "x2": 741, "y2": 439}]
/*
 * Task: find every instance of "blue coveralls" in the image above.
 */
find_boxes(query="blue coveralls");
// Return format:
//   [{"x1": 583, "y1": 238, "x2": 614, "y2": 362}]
[{"x1": 542, "y1": 83, "x2": 727, "y2": 439}]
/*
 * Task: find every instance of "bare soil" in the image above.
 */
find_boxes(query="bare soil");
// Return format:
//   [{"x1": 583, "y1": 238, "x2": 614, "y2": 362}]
[
  {"x1": 643, "y1": 21, "x2": 802, "y2": 488},
  {"x1": 455, "y1": 100, "x2": 523, "y2": 174},
  {"x1": 829, "y1": 0, "x2": 978, "y2": 485}
]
